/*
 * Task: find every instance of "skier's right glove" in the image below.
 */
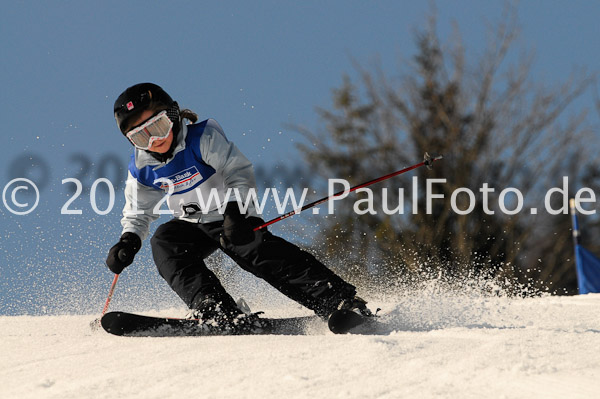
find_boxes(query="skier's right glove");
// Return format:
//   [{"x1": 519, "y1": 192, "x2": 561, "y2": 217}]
[{"x1": 105, "y1": 232, "x2": 142, "y2": 274}]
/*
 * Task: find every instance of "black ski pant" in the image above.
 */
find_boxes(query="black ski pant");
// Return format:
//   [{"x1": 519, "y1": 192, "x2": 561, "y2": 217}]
[{"x1": 150, "y1": 218, "x2": 356, "y2": 317}]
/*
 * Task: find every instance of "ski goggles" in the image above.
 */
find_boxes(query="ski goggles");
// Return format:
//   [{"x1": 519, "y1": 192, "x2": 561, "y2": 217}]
[{"x1": 125, "y1": 111, "x2": 173, "y2": 150}]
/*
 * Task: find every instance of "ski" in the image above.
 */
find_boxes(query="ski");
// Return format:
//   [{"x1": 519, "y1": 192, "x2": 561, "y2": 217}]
[{"x1": 101, "y1": 311, "x2": 320, "y2": 337}]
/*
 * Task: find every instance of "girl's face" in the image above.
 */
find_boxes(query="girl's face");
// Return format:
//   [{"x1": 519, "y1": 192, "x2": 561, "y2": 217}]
[{"x1": 127, "y1": 109, "x2": 174, "y2": 153}]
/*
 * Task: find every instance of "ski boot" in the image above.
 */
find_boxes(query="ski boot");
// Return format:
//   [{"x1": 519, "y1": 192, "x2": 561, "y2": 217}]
[
  {"x1": 328, "y1": 296, "x2": 376, "y2": 334},
  {"x1": 338, "y1": 295, "x2": 374, "y2": 317}
]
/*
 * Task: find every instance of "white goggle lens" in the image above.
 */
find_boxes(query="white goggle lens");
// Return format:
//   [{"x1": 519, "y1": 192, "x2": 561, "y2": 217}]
[{"x1": 126, "y1": 111, "x2": 173, "y2": 149}]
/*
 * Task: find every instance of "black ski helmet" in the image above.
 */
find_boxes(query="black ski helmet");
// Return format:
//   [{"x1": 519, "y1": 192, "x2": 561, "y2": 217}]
[{"x1": 113, "y1": 83, "x2": 177, "y2": 134}]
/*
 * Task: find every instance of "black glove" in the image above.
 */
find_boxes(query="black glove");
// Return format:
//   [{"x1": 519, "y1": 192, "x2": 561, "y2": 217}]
[
  {"x1": 105, "y1": 232, "x2": 142, "y2": 274},
  {"x1": 222, "y1": 202, "x2": 255, "y2": 246}
]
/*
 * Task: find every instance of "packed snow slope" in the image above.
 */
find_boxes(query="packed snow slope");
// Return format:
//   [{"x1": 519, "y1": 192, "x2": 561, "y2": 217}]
[{"x1": 2, "y1": 292, "x2": 600, "y2": 399}]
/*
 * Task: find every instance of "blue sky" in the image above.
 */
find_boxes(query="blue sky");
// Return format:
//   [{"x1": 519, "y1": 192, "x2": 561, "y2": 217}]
[{"x1": 1, "y1": 1, "x2": 599, "y2": 315}]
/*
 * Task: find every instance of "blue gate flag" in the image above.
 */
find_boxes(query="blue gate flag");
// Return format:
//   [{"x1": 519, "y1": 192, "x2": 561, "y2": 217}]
[
  {"x1": 574, "y1": 245, "x2": 600, "y2": 294},
  {"x1": 571, "y1": 199, "x2": 600, "y2": 294}
]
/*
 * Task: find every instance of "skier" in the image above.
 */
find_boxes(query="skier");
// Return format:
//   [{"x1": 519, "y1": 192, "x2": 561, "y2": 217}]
[{"x1": 105, "y1": 82, "x2": 371, "y2": 332}]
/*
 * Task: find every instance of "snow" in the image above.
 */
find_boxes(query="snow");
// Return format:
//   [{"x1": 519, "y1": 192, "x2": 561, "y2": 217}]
[{"x1": 2, "y1": 293, "x2": 600, "y2": 399}]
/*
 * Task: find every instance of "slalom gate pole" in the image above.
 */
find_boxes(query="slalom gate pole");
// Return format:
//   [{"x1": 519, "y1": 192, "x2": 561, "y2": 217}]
[{"x1": 253, "y1": 152, "x2": 442, "y2": 231}]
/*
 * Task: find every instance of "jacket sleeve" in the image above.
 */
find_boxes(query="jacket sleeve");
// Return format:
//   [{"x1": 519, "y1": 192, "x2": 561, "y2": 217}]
[
  {"x1": 200, "y1": 119, "x2": 257, "y2": 205},
  {"x1": 120, "y1": 171, "x2": 164, "y2": 240}
]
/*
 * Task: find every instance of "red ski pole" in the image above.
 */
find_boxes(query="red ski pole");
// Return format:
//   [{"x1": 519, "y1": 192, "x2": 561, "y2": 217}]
[
  {"x1": 91, "y1": 265, "x2": 122, "y2": 330},
  {"x1": 101, "y1": 273, "x2": 119, "y2": 316},
  {"x1": 91, "y1": 274, "x2": 120, "y2": 331},
  {"x1": 253, "y1": 152, "x2": 442, "y2": 231}
]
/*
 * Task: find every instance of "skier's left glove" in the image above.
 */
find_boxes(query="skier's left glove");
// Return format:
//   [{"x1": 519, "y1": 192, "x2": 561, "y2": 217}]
[
  {"x1": 221, "y1": 202, "x2": 255, "y2": 246},
  {"x1": 105, "y1": 232, "x2": 142, "y2": 274}
]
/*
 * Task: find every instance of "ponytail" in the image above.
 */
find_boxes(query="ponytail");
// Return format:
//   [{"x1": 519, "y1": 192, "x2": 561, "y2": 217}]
[{"x1": 180, "y1": 109, "x2": 198, "y2": 124}]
